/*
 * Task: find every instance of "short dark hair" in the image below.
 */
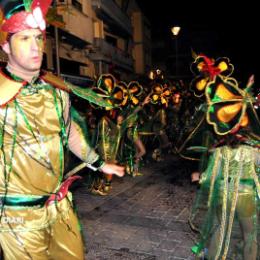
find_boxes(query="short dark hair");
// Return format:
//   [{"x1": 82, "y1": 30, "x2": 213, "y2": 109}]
[{"x1": 6, "y1": 33, "x2": 14, "y2": 42}]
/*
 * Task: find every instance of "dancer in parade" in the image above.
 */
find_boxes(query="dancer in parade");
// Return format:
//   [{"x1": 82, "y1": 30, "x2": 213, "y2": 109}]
[
  {"x1": 0, "y1": 1, "x2": 124, "y2": 259},
  {"x1": 186, "y1": 55, "x2": 260, "y2": 259}
]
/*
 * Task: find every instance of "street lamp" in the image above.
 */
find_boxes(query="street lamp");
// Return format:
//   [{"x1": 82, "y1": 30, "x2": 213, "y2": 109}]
[{"x1": 171, "y1": 26, "x2": 181, "y2": 78}]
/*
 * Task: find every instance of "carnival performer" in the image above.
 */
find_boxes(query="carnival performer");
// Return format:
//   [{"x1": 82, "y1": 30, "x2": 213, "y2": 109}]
[
  {"x1": 186, "y1": 55, "x2": 260, "y2": 260},
  {"x1": 92, "y1": 75, "x2": 150, "y2": 192},
  {"x1": 0, "y1": 1, "x2": 124, "y2": 259},
  {"x1": 128, "y1": 122, "x2": 146, "y2": 176},
  {"x1": 118, "y1": 81, "x2": 150, "y2": 177},
  {"x1": 149, "y1": 70, "x2": 172, "y2": 160}
]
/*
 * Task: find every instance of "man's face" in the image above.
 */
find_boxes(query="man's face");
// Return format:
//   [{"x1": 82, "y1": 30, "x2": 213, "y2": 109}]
[{"x1": 3, "y1": 29, "x2": 44, "y2": 72}]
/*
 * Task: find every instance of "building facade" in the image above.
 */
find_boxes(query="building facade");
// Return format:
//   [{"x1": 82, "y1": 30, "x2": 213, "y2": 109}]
[{"x1": 0, "y1": 0, "x2": 151, "y2": 82}]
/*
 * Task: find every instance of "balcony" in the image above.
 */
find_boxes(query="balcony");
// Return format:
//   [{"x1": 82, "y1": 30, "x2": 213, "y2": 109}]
[
  {"x1": 92, "y1": 0, "x2": 132, "y2": 37},
  {"x1": 56, "y1": 3, "x2": 94, "y2": 45},
  {"x1": 90, "y1": 38, "x2": 134, "y2": 71}
]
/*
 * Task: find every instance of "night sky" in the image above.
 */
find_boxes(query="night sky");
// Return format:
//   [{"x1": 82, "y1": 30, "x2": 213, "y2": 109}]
[{"x1": 137, "y1": 1, "x2": 258, "y2": 89}]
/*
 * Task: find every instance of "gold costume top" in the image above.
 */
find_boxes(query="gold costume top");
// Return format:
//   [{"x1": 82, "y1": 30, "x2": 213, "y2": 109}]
[{"x1": 0, "y1": 68, "x2": 98, "y2": 197}]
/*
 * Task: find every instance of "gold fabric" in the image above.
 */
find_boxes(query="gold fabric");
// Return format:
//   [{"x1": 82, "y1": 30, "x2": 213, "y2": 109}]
[
  {"x1": 0, "y1": 194, "x2": 84, "y2": 260},
  {"x1": 0, "y1": 70, "x2": 98, "y2": 259},
  {"x1": 42, "y1": 71, "x2": 70, "y2": 92},
  {"x1": 0, "y1": 70, "x2": 24, "y2": 106},
  {"x1": 0, "y1": 84, "x2": 67, "y2": 195},
  {"x1": 98, "y1": 116, "x2": 121, "y2": 162}
]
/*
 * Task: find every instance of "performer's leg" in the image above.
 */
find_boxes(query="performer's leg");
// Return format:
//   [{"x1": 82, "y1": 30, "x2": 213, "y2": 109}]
[
  {"x1": 208, "y1": 189, "x2": 258, "y2": 260},
  {"x1": 208, "y1": 222, "x2": 221, "y2": 259},
  {"x1": 208, "y1": 231, "x2": 220, "y2": 258},
  {"x1": 238, "y1": 217, "x2": 257, "y2": 260},
  {"x1": 103, "y1": 174, "x2": 112, "y2": 192},
  {"x1": 208, "y1": 200, "x2": 226, "y2": 259},
  {"x1": 0, "y1": 199, "x2": 85, "y2": 260},
  {"x1": 48, "y1": 198, "x2": 85, "y2": 260},
  {"x1": 0, "y1": 229, "x2": 50, "y2": 260},
  {"x1": 134, "y1": 138, "x2": 146, "y2": 160},
  {"x1": 237, "y1": 190, "x2": 257, "y2": 260},
  {"x1": 132, "y1": 137, "x2": 146, "y2": 177}
]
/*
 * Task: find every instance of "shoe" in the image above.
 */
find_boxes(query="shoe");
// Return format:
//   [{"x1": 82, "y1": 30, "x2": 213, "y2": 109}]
[
  {"x1": 126, "y1": 165, "x2": 132, "y2": 175},
  {"x1": 132, "y1": 172, "x2": 143, "y2": 177},
  {"x1": 90, "y1": 188, "x2": 108, "y2": 196},
  {"x1": 103, "y1": 184, "x2": 111, "y2": 192}
]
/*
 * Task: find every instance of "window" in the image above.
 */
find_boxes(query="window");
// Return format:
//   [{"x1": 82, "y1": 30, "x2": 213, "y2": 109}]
[
  {"x1": 72, "y1": 0, "x2": 82, "y2": 12},
  {"x1": 105, "y1": 35, "x2": 117, "y2": 47}
]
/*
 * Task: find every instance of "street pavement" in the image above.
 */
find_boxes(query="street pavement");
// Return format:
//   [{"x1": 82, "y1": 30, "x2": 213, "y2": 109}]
[{"x1": 73, "y1": 155, "x2": 198, "y2": 260}]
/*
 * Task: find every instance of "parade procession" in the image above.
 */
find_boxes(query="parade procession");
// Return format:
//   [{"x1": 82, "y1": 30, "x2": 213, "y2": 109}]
[{"x1": 0, "y1": 0, "x2": 259, "y2": 259}]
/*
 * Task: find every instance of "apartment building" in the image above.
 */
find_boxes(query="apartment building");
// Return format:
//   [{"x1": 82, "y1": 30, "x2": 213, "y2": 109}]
[{"x1": 0, "y1": 0, "x2": 151, "y2": 83}]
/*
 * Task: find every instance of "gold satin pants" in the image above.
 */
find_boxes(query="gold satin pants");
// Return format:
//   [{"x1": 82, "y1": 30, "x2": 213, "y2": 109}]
[{"x1": 0, "y1": 195, "x2": 84, "y2": 260}]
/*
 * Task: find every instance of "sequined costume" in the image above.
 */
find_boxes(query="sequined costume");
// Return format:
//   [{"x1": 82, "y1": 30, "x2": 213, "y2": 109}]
[
  {"x1": 92, "y1": 73, "x2": 146, "y2": 178},
  {"x1": 191, "y1": 138, "x2": 260, "y2": 259},
  {"x1": 185, "y1": 55, "x2": 260, "y2": 259}
]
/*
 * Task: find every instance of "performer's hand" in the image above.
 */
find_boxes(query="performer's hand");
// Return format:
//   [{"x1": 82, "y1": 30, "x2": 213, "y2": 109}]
[
  {"x1": 191, "y1": 171, "x2": 200, "y2": 183},
  {"x1": 100, "y1": 163, "x2": 125, "y2": 177}
]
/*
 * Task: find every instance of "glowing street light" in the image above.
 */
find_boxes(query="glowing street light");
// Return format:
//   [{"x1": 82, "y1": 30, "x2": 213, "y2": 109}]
[
  {"x1": 171, "y1": 26, "x2": 181, "y2": 36},
  {"x1": 171, "y1": 26, "x2": 181, "y2": 78}
]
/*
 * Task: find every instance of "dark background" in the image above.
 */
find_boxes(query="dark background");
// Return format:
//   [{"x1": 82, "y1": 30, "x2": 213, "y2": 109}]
[{"x1": 137, "y1": 1, "x2": 258, "y2": 91}]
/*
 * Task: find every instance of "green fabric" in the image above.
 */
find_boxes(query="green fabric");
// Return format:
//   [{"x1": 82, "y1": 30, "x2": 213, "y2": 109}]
[
  {"x1": 0, "y1": 195, "x2": 48, "y2": 207},
  {"x1": 190, "y1": 145, "x2": 259, "y2": 259},
  {"x1": 191, "y1": 243, "x2": 203, "y2": 254},
  {"x1": 23, "y1": 0, "x2": 33, "y2": 12},
  {"x1": 70, "y1": 107, "x2": 90, "y2": 142},
  {"x1": 67, "y1": 83, "x2": 114, "y2": 109}
]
